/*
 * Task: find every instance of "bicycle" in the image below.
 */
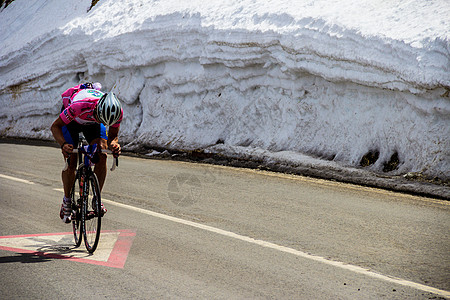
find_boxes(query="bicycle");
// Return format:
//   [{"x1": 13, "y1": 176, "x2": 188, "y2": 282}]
[{"x1": 63, "y1": 135, "x2": 118, "y2": 253}]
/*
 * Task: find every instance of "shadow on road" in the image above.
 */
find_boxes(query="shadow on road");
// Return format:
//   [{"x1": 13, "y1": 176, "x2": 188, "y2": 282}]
[
  {"x1": 0, "y1": 252, "x2": 56, "y2": 264},
  {"x1": 0, "y1": 243, "x2": 92, "y2": 264}
]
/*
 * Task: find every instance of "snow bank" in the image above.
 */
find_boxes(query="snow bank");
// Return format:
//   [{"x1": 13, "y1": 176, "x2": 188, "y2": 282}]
[{"x1": 0, "y1": 0, "x2": 449, "y2": 180}]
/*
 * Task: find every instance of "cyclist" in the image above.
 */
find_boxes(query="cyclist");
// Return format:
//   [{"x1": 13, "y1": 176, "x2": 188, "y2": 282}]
[{"x1": 50, "y1": 82, "x2": 123, "y2": 223}]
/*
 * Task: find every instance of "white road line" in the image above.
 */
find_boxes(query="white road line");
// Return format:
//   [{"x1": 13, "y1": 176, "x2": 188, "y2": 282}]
[
  {"x1": 39, "y1": 188, "x2": 450, "y2": 297},
  {"x1": 99, "y1": 196, "x2": 449, "y2": 298},
  {"x1": 0, "y1": 174, "x2": 35, "y2": 185}
]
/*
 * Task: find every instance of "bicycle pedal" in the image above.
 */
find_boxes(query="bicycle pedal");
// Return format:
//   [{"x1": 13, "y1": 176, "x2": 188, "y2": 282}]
[{"x1": 86, "y1": 211, "x2": 97, "y2": 219}]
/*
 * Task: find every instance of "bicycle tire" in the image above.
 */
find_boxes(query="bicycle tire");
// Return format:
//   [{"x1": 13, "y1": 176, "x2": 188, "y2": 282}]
[
  {"x1": 82, "y1": 172, "x2": 102, "y2": 253},
  {"x1": 70, "y1": 171, "x2": 83, "y2": 248}
]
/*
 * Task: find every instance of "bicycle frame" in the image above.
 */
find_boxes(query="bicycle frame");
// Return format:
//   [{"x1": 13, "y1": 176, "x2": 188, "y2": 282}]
[{"x1": 63, "y1": 139, "x2": 118, "y2": 253}]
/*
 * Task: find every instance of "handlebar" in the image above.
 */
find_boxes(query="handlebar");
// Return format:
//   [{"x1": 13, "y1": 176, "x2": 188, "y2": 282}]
[{"x1": 63, "y1": 148, "x2": 119, "y2": 172}]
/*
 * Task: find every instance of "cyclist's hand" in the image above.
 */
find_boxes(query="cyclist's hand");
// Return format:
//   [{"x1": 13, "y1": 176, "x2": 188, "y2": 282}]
[
  {"x1": 62, "y1": 143, "x2": 73, "y2": 158},
  {"x1": 109, "y1": 142, "x2": 121, "y2": 158}
]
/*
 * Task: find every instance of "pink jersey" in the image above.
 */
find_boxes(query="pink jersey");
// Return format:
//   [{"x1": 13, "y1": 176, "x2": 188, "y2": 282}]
[{"x1": 60, "y1": 85, "x2": 122, "y2": 128}]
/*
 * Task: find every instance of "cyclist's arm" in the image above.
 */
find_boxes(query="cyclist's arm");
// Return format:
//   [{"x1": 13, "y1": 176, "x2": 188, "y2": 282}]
[
  {"x1": 51, "y1": 116, "x2": 73, "y2": 157},
  {"x1": 107, "y1": 125, "x2": 121, "y2": 157}
]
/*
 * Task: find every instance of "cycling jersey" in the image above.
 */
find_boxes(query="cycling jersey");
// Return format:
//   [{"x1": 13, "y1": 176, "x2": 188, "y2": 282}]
[{"x1": 60, "y1": 85, "x2": 122, "y2": 128}]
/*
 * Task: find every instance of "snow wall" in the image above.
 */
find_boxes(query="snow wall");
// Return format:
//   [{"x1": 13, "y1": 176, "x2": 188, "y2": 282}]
[{"x1": 0, "y1": 0, "x2": 449, "y2": 180}]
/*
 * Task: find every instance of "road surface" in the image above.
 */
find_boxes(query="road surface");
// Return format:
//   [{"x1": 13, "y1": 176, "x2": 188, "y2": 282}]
[{"x1": 0, "y1": 143, "x2": 448, "y2": 299}]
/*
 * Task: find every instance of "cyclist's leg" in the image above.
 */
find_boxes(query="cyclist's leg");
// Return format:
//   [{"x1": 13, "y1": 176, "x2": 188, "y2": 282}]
[
  {"x1": 62, "y1": 123, "x2": 79, "y2": 198},
  {"x1": 83, "y1": 123, "x2": 107, "y2": 191},
  {"x1": 60, "y1": 123, "x2": 79, "y2": 222}
]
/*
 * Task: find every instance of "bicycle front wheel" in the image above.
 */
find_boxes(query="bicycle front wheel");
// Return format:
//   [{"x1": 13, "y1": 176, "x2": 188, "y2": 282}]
[
  {"x1": 71, "y1": 172, "x2": 82, "y2": 248},
  {"x1": 82, "y1": 172, "x2": 102, "y2": 253}
]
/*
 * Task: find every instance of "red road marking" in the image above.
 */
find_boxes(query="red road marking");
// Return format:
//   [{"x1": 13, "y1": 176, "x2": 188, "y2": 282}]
[{"x1": 0, "y1": 229, "x2": 136, "y2": 268}]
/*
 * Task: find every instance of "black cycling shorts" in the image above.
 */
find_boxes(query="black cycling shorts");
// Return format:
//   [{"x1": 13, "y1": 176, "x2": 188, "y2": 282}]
[{"x1": 62, "y1": 121, "x2": 107, "y2": 146}]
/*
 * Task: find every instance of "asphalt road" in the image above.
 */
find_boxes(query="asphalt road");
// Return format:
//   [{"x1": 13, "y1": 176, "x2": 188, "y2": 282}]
[{"x1": 0, "y1": 143, "x2": 449, "y2": 299}]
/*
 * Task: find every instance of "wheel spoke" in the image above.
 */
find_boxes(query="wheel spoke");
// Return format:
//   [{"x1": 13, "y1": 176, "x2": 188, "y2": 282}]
[
  {"x1": 71, "y1": 172, "x2": 83, "y2": 248},
  {"x1": 82, "y1": 172, "x2": 102, "y2": 253}
]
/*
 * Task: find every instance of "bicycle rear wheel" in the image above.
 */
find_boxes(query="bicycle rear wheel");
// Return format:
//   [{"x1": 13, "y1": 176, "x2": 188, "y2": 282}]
[
  {"x1": 82, "y1": 172, "x2": 102, "y2": 253},
  {"x1": 71, "y1": 172, "x2": 82, "y2": 248}
]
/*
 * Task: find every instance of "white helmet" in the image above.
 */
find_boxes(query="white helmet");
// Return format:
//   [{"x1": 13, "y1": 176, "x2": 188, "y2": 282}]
[{"x1": 96, "y1": 92, "x2": 122, "y2": 126}]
